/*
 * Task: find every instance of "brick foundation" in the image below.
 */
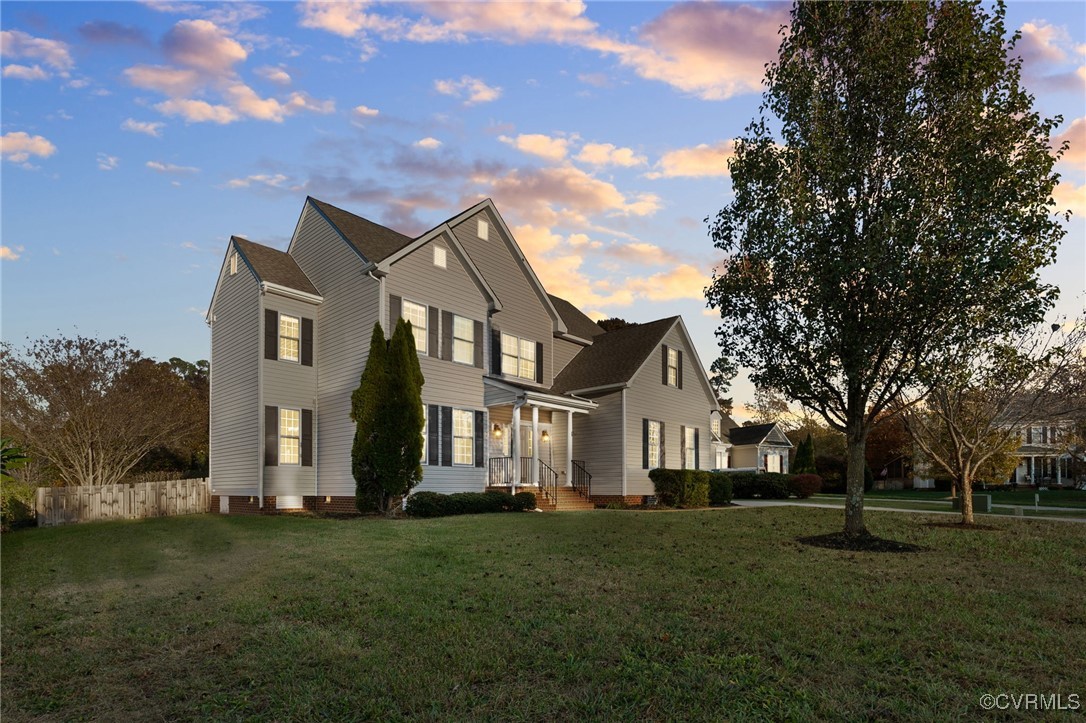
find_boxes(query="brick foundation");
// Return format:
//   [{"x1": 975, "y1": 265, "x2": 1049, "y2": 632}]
[
  {"x1": 210, "y1": 495, "x2": 283, "y2": 515},
  {"x1": 302, "y1": 495, "x2": 360, "y2": 514},
  {"x1": 591, "y1": 494, "x2": 652, "y2": 506}
]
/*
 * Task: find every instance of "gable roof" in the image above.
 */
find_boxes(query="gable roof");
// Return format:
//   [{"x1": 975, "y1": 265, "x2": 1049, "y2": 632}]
[
  {"x1": 727, "y1": 422, "x2": 793, "y2": 448},
  {"x1": 232, "y1": 237, "x2": 320, "y2": 296},
  {"x1": 552, "y1": 317, "x2": 677, "y2": 394},
  {"x1": 549, "y1": 294, "x2": 605, "y2": 340},
  {"x1": 307, "y1": 197, "x2": 413, "y2": 263}
]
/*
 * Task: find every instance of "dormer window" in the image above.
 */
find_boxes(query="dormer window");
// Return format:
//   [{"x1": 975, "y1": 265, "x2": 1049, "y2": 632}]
[
  {"x1": 478, "y1": 218, "x2": 489, "y2": 240},
  {"x1": 711, "y1": 417, "x2": 721, "y2": 437},
  {"x1": 434, "y1": 245, "x2": 447, "y2": 268}
]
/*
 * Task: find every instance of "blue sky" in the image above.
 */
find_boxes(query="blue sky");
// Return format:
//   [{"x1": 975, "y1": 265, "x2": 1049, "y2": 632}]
[{"x1": 2, "y1": 1, "x2": 1083, "y2": 418}]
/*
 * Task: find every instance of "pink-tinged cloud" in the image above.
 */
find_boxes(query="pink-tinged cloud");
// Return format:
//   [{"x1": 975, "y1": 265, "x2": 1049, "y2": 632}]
[
  {"x1": 1, "y1": 131, "x2": 57, "y2": 163},
  {"x1": 255, "y1": 65, "x2": 292, "y2": 85},
  {"x1": 1017, "y1": 21, "x2": 1071, "y2": 65},
  {"x1": 0, "y1": 245, "x2": 24, "y2": 261},
  {"x1": 124, "y1": 64, "x2": 202, "y2": 96},
  {"x1": 1052, "y1": 180, "x2": 1085, "y2": 218},
  {"x1": 486, "y1": 164, "x2": 658, "y2": 226},
  {"x1": 499, "y1": 133, "x2": 570, "y2": 161},
  {"x1": 353, "y1": 104, "x2": 379, "y2": 118},
  {"x1": 605, "y1": 241, "x2": 676, "y2": 266},
  {"x1": 1053, "y1": 117, "x2": 1085, "y2": 170},
  {"x1": 97, "y1": 152, "x2": 120, "y2": 171},
  {"x1": 2, "y1": 63, "x2": 49, "y2": 81},
  {"x1": 162, "y1": 19, "x2": 247, "y2": 74},
  {"x1": 646, "y1": 141, "x2": 734, "y2": 179},
  {"x1": 0, "y1": 30, "x2": 74, "y2": 72},
  {"x1": 298, "y1": 1, "x2": 406, "y2": 38},
  {"x1": 434, "y1": 75, "x2": 501, "y2": 104},
  {"x1": 146, "y1": 160, "x2": 199, "y2": 174},
  {"x1": 226, "y1": 173, "x2": 291, "y2": 189},
  {"x1": 576, "y1": 142, "x2": 646, "y2": 167},
  {"x1": 408, "y1": 1, "x2": 597, "y2": 43},
  {"x1": 626, "y1": 263, "x2": 712, "y2": 301},
  {"x1": 154, "y1": 98, "x2": 240, "y2": 124},
  {"x1": 121, "y1": 118, "x2": 165, "y2": 137},
  {"x1": 414, "y1": 137, "x2": 442, "y2": 150}
]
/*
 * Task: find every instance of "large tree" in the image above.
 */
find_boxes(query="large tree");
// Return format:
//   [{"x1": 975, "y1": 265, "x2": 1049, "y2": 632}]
[
  {"x1": 0, "y1": 336, "x2": 199, "y2": 487},
  {"x1": 706, "y1": 1, "x2": 1066, "y2": 536}
]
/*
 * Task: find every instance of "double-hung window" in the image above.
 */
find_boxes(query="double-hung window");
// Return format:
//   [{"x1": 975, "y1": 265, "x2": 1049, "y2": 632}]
[
  {"x1": 647, "y1": 420, "x2": 661, "y2": 468},
  {"x1": 684, "y1": 427, "x2": 696, "y2": 469},
  {"x1": 279, "y1": 315, "x2": 300, "y2": 362},
  {"x1": 501, "y1": 332, "x2": 536, "y2": 380},
  {"x1": 279, "y1": 408, "x2": 300, "y2": 465},
  {"x1": 402, "y1": 299, "x2": 427, "y2": 354},
  {"x1": 667, "y1": 348, "x2": 679, "y2": 386},
  {"x1": 711, "y1": 417, "x2": 721, "y2": 437},
  {"x1": 421, "y1": 406, "x2": 427, "y2": 464},
  {"x1": 453, "y1": 315, "x2": 474, "y2": 365},
  {"x1": 453, "y1": 409, "x2": 473, "y2": 465}
]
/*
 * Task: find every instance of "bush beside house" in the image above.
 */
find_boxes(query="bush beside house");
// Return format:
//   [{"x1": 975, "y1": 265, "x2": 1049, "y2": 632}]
[
  {"x1": 708, "y1": 472, "x2": 734, "y2": 505},
  {"x1": 405, "y1": 491, "x2": 536, "y2": 518},
  {"x1": 649, "y1": 469, "x2": 710, "y2": 507},
  {"x1": 789, "y1": 474, "x2": 823, "y2": 499}
]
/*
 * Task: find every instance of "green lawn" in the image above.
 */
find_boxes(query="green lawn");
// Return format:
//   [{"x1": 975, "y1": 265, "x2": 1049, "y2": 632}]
[
  {"x1": 803, "y1": 496, "x2": 1086, "y2": 519},
  {"x1": 3, "y1": 509, "x2": 1085, "y2": 721},
  {"x1": 820, "y1": 488, "x2": 1086, "y2": 509}
]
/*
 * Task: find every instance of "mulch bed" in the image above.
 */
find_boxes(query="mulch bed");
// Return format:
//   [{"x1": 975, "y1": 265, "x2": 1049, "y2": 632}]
[
  {"x1": 924, "y1": 521, "x2": 1000, "y2": 531},
  {"x1": 797, "y1": 531, "x2": 926, "y2": 553}
]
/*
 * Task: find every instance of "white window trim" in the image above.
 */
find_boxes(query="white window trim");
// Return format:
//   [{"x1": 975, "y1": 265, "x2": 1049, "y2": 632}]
[
  {"x1": 501, "y1": 332, "x2": 537, "y2": 381},
  {"x1": 421, "y1": 405, "x2": 427, "y2": 465},
  {"x1": 401, "y1": 299, "x2": 428, "y2": 355},
  {"x1": 648, "y1": 420, "x2": 661, "y2": 469},
  {"x1": 478, "y1": 218, "x2": 489, "y2": 239},
  {"x1": 229, "y1": 252, "x2": 238, "y2": 275},
  {"x1": 452, "y1": 408, "x2": 474, "y2": 466},
  {"x1": 684, "y1": 427, "x2": 696, "y2": 470},
  {"x1": 452, "y1": 314, "x2": 475, "y2": 366},
  {"x1": 279, "y1": 407, "x2": 301, "y2": 466},
  {"x1": 433, "y1": 245, "x2": 447, "y2": 269},
  {"x1": 279, "y1": 314, "x2": 301, "y2": 363},
  {"x1": 667, "y1": 347, "x2": 679, "y2": 387}
]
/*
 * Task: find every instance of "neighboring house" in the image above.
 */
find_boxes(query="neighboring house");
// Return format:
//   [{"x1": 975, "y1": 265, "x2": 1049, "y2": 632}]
[
  {"x1": 206, "y1": 197, "x2": 722, "y2": 512},
  {"x1": 723, "y1": 422, "x2": 793, "y2": 473},
  {"x1": 1010, "y1": 421, "x2": 1077, "y2": 486}
]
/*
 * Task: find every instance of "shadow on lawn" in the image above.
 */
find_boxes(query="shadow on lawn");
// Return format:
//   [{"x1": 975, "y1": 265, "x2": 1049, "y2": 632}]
[{"x1": 797, "y1": 531, "x2": 927, "y2": 553}]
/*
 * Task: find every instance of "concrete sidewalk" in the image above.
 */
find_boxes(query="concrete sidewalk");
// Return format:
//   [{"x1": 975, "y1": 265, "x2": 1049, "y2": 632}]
[{"x1": 733, "y1": 499, "x2": 1086, "y2": 524}]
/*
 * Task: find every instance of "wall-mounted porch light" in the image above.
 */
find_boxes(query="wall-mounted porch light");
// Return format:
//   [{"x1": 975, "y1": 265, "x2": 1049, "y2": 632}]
[
  {"x1": 493, "y1": 424, "x2": 503, "y2": 438},
  {"x1": 541, "y1": 430, "x2": 550, "y2": 443}
]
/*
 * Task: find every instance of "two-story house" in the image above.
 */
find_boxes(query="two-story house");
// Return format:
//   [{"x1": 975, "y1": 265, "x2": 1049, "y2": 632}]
[{"x1": 206, "y1": 197, "x2": 723, "y2": 512}]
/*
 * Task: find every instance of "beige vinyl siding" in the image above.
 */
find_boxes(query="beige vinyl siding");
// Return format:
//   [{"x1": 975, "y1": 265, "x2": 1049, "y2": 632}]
[
  {"x1": 388, "y1": 237, "x2": 489, "y2": 492},
  {"x1": 553, "y1": 337, "x2": 587, "y2": 378},
  {"x1": 572, "y1": 389, "x2": 625, "y2": 496},
  {"x1": 262, "y1": 294, "x2": 319, "y2": 497},
  {"x1": 288, "y1": 204, "x2": 380, "y2": 496},
  {"x1": 209, "y1": 252, "x2": 261, "y2": 495},
  {"x1": 624, "y1": 325, "x2": 715, "y2": 496},
  {"x1": 729, "y1": 445, "x2": 760, "y2": 469},
  {"x1": 450, "y1": 209, "x2": 555, "y2": 387}
]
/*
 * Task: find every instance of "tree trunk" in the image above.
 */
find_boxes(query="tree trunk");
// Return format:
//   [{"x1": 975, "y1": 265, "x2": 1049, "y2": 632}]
[
  {"x1": 960, "y1": 473, "x2": 974, "y2": 525},
  {"x1": 844, "y1": 433, "x2": 868, "y2": 536}
]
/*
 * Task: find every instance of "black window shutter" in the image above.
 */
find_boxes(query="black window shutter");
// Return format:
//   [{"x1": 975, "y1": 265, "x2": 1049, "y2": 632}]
[
  {"x1": 301, "y1": 409, "x2": 313, "y2": 466},
  {"x1": 301, "y1": 318, "x2": 313, "y2": 366},
  {"x1": 660, "y1": 422, "x2": 666, "y2": 467},
  {"x1": 642, "y1": 418, "x2": 649, "y2": 470},
  {"x1": 1026, "y1": 427, "x2": 1033, "y2": 444},
  {"x1": 264, "y1": 309, "x2": 278, "y2": 360},
  {"x1": 441, "y1": 311, "x2": 453, "y2": 362},
  {"x1": 441, "y1": 406, "x2": 453, "y2": 467},
  {"x1": 473, "y1": 321, "x2": 484, "y2": 368},
  {"x1": 681, "y1": 425, "x2": 687, "y2": 469},
  {"x1": 428, "y1": 306, "x2": 439, "y2": 358},
  {"x1": 491, "y1": 328, "x2": 502, "y2": 374},
  {"x1": 264, "y1": 406, "x2": 278, "y2": 466},
  {"x1": 694, "y1": 428, "x2": 700, "y2": 470},
  {"x1": 474, "y1": 411, "x2": 484, "y2": 468},
  {"x1": 661, "y1": 345, "x2": 668, "y2": 385},
  {"x1": 389, "y1": 295, "x2": 402, "y2": 331},
  {"x1": 535, "y1": 341, "x2": 543, "y2": 384},
  {"x1": 677, "y1": 350, "x2": 683, "y2": 389},
  {"x1": 428, "y1": 405, "x2": 439, "y2": 466}
]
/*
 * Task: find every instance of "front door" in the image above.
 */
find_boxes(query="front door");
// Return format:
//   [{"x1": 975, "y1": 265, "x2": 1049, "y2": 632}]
[{"x1": 519, "y1": 425, "x2": 534, "y2": 483}]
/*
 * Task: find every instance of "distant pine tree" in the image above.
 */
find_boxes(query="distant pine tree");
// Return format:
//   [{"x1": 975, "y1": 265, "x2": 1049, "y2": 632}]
[{"x1": 793, "y1": 434, "x2": 816, "y2": 474}]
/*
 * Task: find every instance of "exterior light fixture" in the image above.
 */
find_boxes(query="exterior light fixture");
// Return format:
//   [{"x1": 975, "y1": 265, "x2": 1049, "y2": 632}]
[
  {"x1": 541, "y1": 430, "x2": 550, "y2": 443},
  {"x1": 493, "y1": 424, "x2": 503, "y2": 438}
]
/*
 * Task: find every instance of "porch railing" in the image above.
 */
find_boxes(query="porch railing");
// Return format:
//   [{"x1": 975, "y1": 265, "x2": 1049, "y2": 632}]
[
  {"x1": 538, "y1": 460, "x2": 558, "y2": 504},
  {"x1": 572, "y1": 460, "x2": 592, "y2": 500},
  {"x1": 520, "y1": 457, "x2": 534, "y2": 485},
  {"x1": 489, "y1": 457, "x2": 515, "y2": 486}
]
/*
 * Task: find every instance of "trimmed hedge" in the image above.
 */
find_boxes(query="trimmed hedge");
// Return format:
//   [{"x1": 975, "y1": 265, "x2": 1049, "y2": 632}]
[
  {"x1": 405, "y1": 490, "x2": 536, "y2": 518},
  {"x1": 648, "y1": 468, "x2": 710, "y2": 507},
  {"x1": 789, "y1": 473, "x2": 823, "y2": 499},
  {"x1": 708, "y1": 472, "x2": 734, "y2": 505},
  {"x1": 725, "y1": 471, "x2": 793, "y2": 499}
]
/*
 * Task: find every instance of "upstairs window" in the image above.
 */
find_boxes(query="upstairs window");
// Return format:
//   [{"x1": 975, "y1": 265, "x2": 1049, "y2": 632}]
[
  {"x1": 279, "y1": 408, "x2": 300, "y2": 465},
  {"x1": 279, "y1": 314, "x2": 300, "y2": 362},
  {"x1": 667, "y1": 347, "x2": 679, "y2": 386},
  {"x1": 434, "y1": 245, "x2": 447, "y2": 268},
  {"x1": 478, "y1": 218, "x2": 489, "y2": 239},
  {"x1": 711, "y1": 417, "x2": 721, "y2": 437},
  {"x1": 401, "y1": 299, "x2": 428, "y2": 354},
  {"x1": 453, "y1": 315, "x2": 474, "y2": 365},
  {"x1": 501, "y1": 332, "x2": 536, "y2": 381}
]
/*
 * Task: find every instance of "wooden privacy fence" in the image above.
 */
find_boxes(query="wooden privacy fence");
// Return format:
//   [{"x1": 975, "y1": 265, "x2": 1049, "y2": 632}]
[{"x1": 36, "y1": 478, "x2": 210, "y2": 527}]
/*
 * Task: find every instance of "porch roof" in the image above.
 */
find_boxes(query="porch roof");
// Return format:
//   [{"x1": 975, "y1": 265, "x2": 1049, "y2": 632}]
[{"x1": 484, "y1": 376, "x2": 597, "y2": 412}]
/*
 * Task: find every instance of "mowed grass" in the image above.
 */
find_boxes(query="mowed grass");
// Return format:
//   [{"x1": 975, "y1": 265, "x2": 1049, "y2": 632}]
[
  {"x1": 803, "y1": 496, "x2": 1086, "y2": 520},
  {"x1": 850, "y1": 489, "x2": 1086, "y2": 509},
  {"x1": 3, "y1": 508, "x2": 1085, "y2": 722}
]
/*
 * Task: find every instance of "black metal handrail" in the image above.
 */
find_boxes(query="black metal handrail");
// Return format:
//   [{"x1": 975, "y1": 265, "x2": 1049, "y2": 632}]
[
  {"x1": 538, "y1": 460, "x2": 558, "y2": 504},
  {"x1": 572, "y1": 460, "x2": 592, "y2": 500},
  {"x1": 488, "y1": 457, "x2": 514, "y2": 486}
]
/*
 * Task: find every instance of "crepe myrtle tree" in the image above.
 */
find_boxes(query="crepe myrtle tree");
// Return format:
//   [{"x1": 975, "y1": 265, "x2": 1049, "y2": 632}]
[{"x1": 706, "y1": 1, "x2": 1067, "y2": 537}]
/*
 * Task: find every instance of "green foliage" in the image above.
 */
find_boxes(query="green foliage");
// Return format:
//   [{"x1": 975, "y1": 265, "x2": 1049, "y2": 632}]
[
  {"x1": 648, "y1": 468, "x2": 710, "y2": 507},
  {"x1": 1, "y1": 438, "x2": 30, "y2": 483},
  {"x1": 727, "y1": 472, "x2": 793, "y2": 500},
  {"x1": 708, "y1": 472, "x2": 734, "y2": 506},
  {"x1": 0, "y1": 479, "x2": 35, "y2": 532},
  {"x1": 404, "y1": 491, "x2": 532, "y2": 518},
  {"x1": 352, "y1": 324, "x2": 388, "y2": 512},
  {"x1": 789, "y1": 474, "x2": 823, "y2": 499},
  {"x1": 706, "y1": 1, "x2": 1065, "y2": 534},
  {"x1": 792, "y1": 434, "x2": 816, "y2": 475}
]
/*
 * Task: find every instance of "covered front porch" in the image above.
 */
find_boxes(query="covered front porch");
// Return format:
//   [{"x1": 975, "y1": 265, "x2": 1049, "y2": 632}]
[{"x1": 484, "y1": 378, "x2": 596, "y2": 505}]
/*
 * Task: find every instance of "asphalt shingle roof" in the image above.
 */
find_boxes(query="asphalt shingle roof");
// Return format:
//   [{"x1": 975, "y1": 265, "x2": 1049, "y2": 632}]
[
  {"x1": 233, "y1": 237, "x2": 320, "y2": 296},
  {"x1": 308, "y1": 197, "x2": 414, "y2": 263},
  {"x1": 727, "y1": 423, "x2": 776, "y2": 446},
  {"x1": 552, "y1": 317, "x2": 678, "y2": 394},
  {"x1": 548, "y1": 294, "x2": 605, "y2": 339}
]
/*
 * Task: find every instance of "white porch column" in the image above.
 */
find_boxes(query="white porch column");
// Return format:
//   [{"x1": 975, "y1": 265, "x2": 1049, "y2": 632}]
[
  {"x1": 565, "y1": 410, "x2": 574, "y2": 486},
  {"x1": 511, "y1": 404, "x2": 521, "y2": 492},
  {"x1": 531, "y1": 405, "x2": 540, "y2": 485}
]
